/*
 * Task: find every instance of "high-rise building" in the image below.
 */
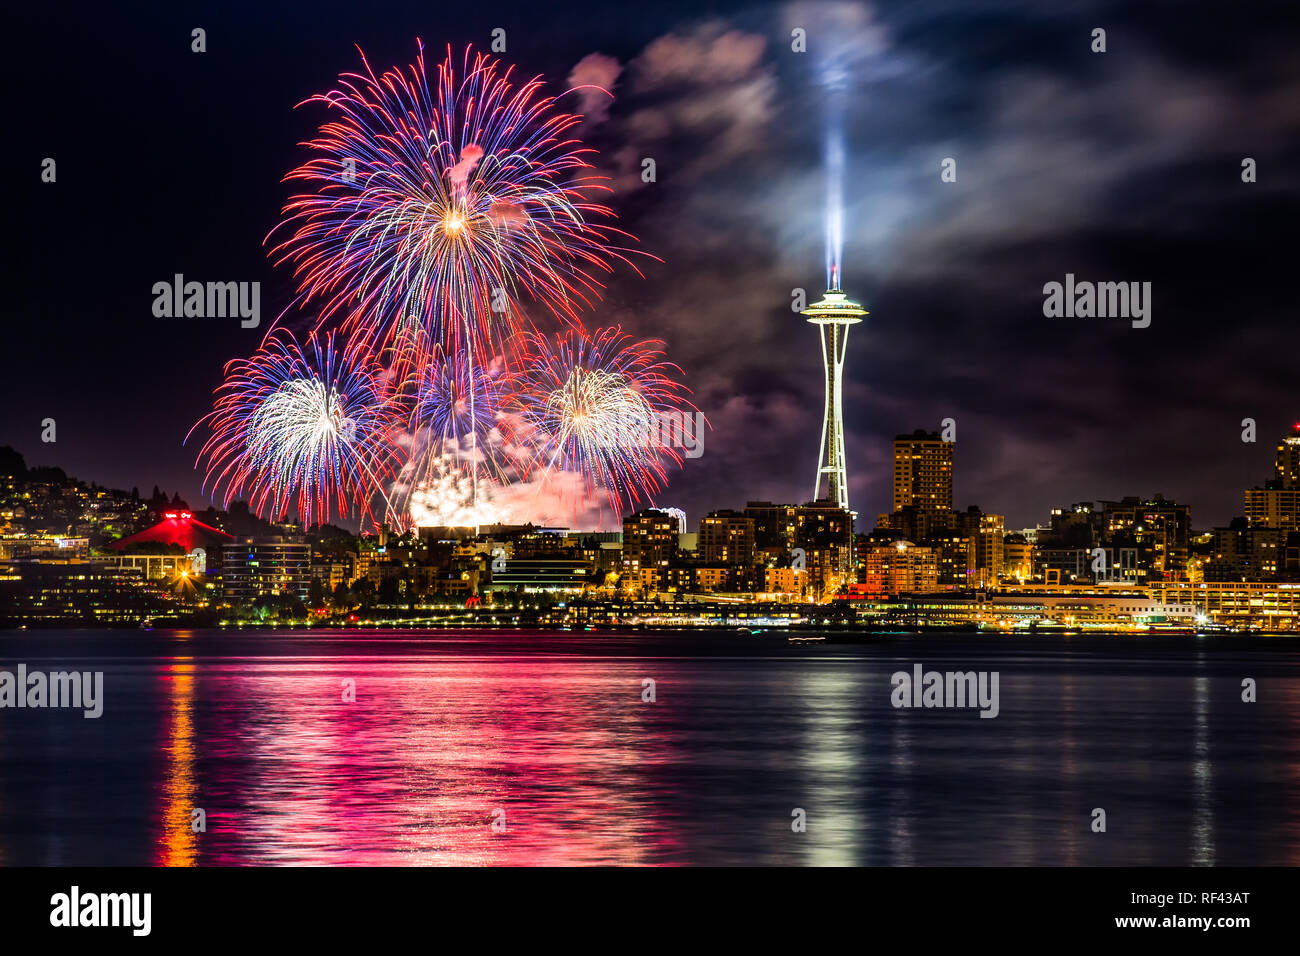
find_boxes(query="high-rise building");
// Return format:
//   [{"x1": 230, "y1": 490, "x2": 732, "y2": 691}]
[
  {"x1": 1245, "y1": 488, "x2": 1300, "y2": 531},
  {"x1": 892, "y1": 430, "x2": 953, "y2": 513},
  {"x1": 793, "y1": 500, "x2": 856, "y2": 586},
  {"x1": 743, "y1": 499, "x2": 854, "y2": 594},
  {"x1": 1275, "y1": 424, "x2": 1300, "y2": 488},
  {"x1": 621, "y1": 510, "x2": 678, "y2": 577},
  {"x1": 957, "y1": 507, "x2": 1006, "y2": 589},
  {"x1": 800, "y1": 287, "x2": 867, "y2": 512},
  {"x1": 1245, "y1": 425, "x2": 1300, "y2": 531},
  {"x1": 876, "y1": 505, "x2": 952, "y2": 542},
  {"x1": 1207, "y1": 522, "x2": 1284, "y2": 581},
  {"x1": 699, "y1": 510, "x2": 756, "y2": 567},
  {"x1": 929, "y1": 533, "x2": 974, "y2": 587},
  {"x1": 744, "y1": 501, "x2": 799, "y2": 555}
]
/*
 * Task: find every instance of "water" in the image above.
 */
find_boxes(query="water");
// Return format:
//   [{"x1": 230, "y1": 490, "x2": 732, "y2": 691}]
[{"x1": 0, "y1": 628, "x2": 1297, "y2": 866}]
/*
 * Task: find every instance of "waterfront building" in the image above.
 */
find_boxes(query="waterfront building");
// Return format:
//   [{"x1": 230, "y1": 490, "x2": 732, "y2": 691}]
[
  {"x1": 1150, "y1": 581, "x2": 1300, "y2": 629},
  {"x1": 222, "y1": 536, "x2": 311, "y2": 604},
  {"x1": 855, "y1": 540, "x2": 940, "y2": 595},
  {"x1": 486, "y1": 558, "x2": 592, "y2": 595}
]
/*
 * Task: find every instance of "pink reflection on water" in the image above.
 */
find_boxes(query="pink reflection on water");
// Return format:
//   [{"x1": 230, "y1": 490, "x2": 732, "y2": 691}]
[{"x1": 193, "y1": 656, "x2": 686, "y2": 865}]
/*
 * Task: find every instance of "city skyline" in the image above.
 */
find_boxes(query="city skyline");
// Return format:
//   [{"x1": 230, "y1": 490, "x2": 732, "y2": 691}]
[
  {"x1": 5, "y1": 417, "x2": 1297, "y2": 538},
  {"x1": 6, "y1": 418, "x2": 1299, "y2": 628}
]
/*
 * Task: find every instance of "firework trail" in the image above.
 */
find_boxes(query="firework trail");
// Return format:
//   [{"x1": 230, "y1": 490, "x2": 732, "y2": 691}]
[
  {"x1": 388, "y1": 348, "x2": 522, "y2": 527},
  {"x1": 270, "y1": 42, "x2": 651, "y2": 378},
  {"x1": 504, "y1": 326, "x2": 697, "y2": 518},
  {"x1": 190, "y1": 329, "x2": 400, "y2": 528},
  {"x1": 408, "y1": 348, "x2": 507, "y2": 457}
]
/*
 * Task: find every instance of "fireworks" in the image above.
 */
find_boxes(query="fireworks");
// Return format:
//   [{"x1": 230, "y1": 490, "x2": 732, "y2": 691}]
[
  {"x1": 409, "y1": 349, "x2": 506, "y2": 455},
  {"x1": 191, "y1": 330, "x2": 399, "y2": 527},
  {"x1": 195, "y1": 44, "x2": 693, "y2": 530},
  {"x1": 271, "y1": 42, "x2": 649, "y2": 376},
  {"x1": 402, "y1": 453, "x2": 505, "y2": 529},
  {"x1": 505, "y1": 326, "x2": 696, "y2": 517}
]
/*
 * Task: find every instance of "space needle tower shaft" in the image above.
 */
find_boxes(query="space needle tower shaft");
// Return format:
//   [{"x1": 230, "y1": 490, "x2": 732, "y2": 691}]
[{"x1": 800, "y1": 267, "x2": 866, "y2": 512}]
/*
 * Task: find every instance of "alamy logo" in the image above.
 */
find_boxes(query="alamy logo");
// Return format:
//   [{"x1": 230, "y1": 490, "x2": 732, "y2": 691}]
[
  {"x1": 1042, "y1": 273, "x2": 1151, "y2": 328},
  {"x1": 50, "y1": 886, "x2": 151, "y2": 936},
  {"x1": 628, "y1": 409, "x2": 705, "y2": 459},
  {"x1": 0, "y1": 664, "x2": 103, "y2": 718},
  {"x1": 152, "y1": 274, "x2": 260, "y2": 328},
  {"x1": 890, "y1": 664, "x2": 1000, "y2": 718}
]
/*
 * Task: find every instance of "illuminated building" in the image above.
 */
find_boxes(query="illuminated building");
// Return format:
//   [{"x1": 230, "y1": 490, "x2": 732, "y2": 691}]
[
  {"x1": 1150, "y1": 581, "x2": 1300, "y2": 630},
  {"x1": 108, "y1": 509, "x2": 233, "y2": 554},
  {"x1": 1036, "y1": 546, "x2": 1139, "y2": 584},
  {"x1": 744, "y1": 501, "x2": 799, "y2": 555},
  {"x1": 1002, "y1": 533, "x2": 1034, "y2": 583},
  {"x1": 793, "y1": 500, "x2": 855, "y2": 590},
  {"x1": 486, "y1": 558, "x2": 591, "y2": 595},
  {"x1": 691, "y1": 566, "x2": 732, "y2": 593},
  {"x1": 106, "y1": 551, "x2": 199, "y2": 582},
  {"x1": 1275, "y1": 424, "x2": 1300, "y2": 488},
  {"x1": 958, "y1": 507, "x2": 1005, "y2": 588},
  {"x1": 1206, "y1": 523, "x2": 1284, "y2": 580},
  {"x1": 850, "y1": 588, "x2": 1199, "y2": 630},
  {"x1": 1033, "y1": 497, "x2": 1189, "y2": 583},
  {"x1": 928, "y1": 533, "x2": 974, "y2": 587},
  {"x1": 352, "y1": 550, "x2": 375, "y2": 583},
  {"x1": 1101, "y1": 495, "x2": 1191, "y2": 580},
  {"x1": 876, "y1": 505, "x2": 953, "y2": 542},
  {"x1": 800, "y1": 286, "x2": 867, "y2": 512},
  {"x1": 310, "y1": 561, "x2": 351, "y2": 593},
  {"x1": 764, "y1": 566, "x2": 808, "y2": 596},
  {"x1": 1042, "y1": 503, "x2": 1106, "y2": 550},
  {"x1": 621, "y1": 510, "x2": 678, "y2": 579},
  {"x1": 0, "y1": 564, "x2": 168, "y2": 624},
  {"x1": 892, "y1": 430, "x2": 953, "y2": 513},
  {"x1": 1241, "y1": 426, "x2": 1300, "y2": 532},
  {"x1": 854, "y1": 540, "x2": 940, "y2": 596},
  {"x1": 0, "y1": 534, "x2": 90, "y2": 562},
  {"x1": 1245, "y1": 488, "x2": 1300, "y2": 531},
  {"x1": 222, "y1": 536, "x2": 311, "y2": 604},
  {"x1": 743, "y1": 500, "x2": 854, "y2": 577},
  {"x1": 699, "y1": 510, "x2": 756, "y2": 567}
]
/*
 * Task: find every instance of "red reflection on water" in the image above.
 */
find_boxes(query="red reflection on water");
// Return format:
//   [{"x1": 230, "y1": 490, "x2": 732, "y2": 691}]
[{"x1": 188, "y1": 657, "x2": 686, "y2": 865}]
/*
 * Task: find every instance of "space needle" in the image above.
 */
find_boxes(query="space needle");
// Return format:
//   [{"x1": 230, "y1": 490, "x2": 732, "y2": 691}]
[{"x1": 800, "y1": 265, "x2": 866, "y2": 512}]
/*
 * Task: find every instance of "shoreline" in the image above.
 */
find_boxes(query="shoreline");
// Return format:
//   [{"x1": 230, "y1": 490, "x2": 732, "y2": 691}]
[{"x1": 1, "y1": 621, "x2": 1294, "y2": 638}]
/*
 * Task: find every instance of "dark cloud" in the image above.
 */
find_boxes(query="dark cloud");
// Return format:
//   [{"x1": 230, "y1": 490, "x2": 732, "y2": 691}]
[{"x1": 579, "y1": 0, "x2": 1300, "y2": 529}]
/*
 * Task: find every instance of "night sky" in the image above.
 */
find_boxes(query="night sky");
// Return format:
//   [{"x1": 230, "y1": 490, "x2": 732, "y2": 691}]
[{"x1": 4, "y1": 0, "x2": 1298, "y2": 531}]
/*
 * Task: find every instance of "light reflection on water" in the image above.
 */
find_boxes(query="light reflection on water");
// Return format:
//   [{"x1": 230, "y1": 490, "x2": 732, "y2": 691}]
[{"x1": 0, "y1": 629, "x2": 1298, "y2": 866}]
